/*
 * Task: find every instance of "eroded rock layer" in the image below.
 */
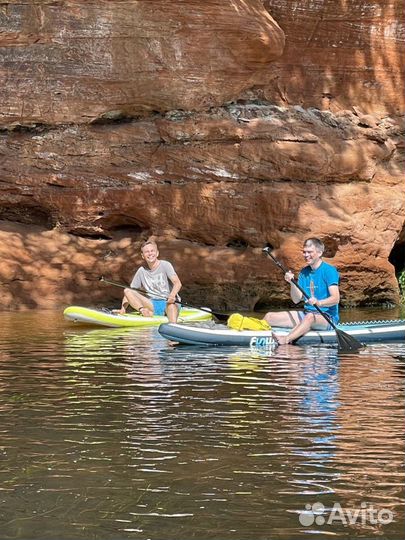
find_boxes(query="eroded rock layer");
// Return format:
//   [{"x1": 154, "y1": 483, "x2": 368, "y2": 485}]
[{"x1": 0, "y1": 105, "x2": 403, "y2": 309}]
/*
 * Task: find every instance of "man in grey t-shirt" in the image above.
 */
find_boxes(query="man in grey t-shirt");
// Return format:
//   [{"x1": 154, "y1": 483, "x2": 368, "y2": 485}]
[{"x1": 116, "y1": 240, "x2": 182, "y2": 322}]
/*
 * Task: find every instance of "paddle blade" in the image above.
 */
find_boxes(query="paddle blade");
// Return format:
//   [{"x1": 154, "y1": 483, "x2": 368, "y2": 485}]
[{"x1": 336, "y1": 329, "x2": 363, "y2": 353}]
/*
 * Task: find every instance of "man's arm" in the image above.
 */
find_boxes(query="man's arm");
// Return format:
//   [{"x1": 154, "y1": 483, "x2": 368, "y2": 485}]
[
  {"x1": 167, "y1": 274, "x2": 182, "y2": 304},
  {"x1": 284, "y1": 271, "x2": 303, "y2": 304},
  {"x1": 316, "y1": 284, "x2": 340, "y2": 307},
  {"x1": 290, "y1": 282, "x2": 303, "y2": 304}
]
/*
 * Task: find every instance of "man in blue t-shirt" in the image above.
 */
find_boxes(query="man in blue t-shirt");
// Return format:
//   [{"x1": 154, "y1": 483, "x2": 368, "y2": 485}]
[{"x1": 263, "y1": 238, "x2": 340, "y2": 345}]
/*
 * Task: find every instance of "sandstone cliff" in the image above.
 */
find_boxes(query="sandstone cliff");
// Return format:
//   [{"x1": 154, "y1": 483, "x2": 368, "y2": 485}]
[{"x1": 0, "y1": 0, "x2": 404, "y2": 311}]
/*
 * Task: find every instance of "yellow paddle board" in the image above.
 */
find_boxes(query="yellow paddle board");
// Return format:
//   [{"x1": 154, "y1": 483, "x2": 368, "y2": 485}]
[{"x1": 63, "y1": 305, "x2": 212, "y2": 327}]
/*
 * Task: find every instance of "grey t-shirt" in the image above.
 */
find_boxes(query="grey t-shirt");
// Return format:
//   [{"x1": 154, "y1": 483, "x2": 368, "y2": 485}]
[{"x1": 131, "y1": 260, "x2": 177, "y2": 299}]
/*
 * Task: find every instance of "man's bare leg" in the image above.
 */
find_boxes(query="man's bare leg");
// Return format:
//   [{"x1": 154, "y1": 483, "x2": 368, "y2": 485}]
[
  {"x1": 116, "y1": 288, "x2": 154, "y2": 317},
  {"x1": 166, "y1": 303, "x2": 179, "y2": 323},
  {"x1": 263, "y1": 310, "x2": 302, "y2": 328},
  {"x1": 274, "y1": 313, "x2": 328, "y2": 345}
]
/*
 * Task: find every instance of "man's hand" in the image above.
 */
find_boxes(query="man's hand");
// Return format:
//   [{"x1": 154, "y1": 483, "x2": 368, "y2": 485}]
[
  {"x1": 284, "y1": 270, "x2": 294, "y2": 283},
  {"x1": 167, "y1": 294, "x2": 176, "y2": 304}
]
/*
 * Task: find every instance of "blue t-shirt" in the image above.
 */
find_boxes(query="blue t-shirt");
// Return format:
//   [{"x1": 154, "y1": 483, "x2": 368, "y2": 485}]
[{"x1": 298, "y1": 261, "x2": 340, "y2": 323}]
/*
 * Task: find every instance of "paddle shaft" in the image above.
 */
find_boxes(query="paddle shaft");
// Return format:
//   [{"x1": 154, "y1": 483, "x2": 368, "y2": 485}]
[{"x1": 100, "y1": 277, "x2": 228, "y2": 321}]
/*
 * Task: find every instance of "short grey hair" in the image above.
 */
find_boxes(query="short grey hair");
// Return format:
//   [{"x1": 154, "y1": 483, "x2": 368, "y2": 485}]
[{"x1": 304, "y1": 237, "x2": 324, "y2": 254}]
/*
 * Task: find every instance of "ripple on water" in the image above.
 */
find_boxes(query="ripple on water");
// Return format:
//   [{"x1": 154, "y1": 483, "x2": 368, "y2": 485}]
[{"x1": 0, "y1": 312, "x2": 404, "y2": 539}]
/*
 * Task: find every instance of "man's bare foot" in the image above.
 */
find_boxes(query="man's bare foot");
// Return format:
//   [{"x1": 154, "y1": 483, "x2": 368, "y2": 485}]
[
  {"x1": 273, "y1": 333, "x2": 289, "y2": 345},
  {"x1": 139, "y1": 307, "x2": 153, "y2": 317},
  {"x1": 112, "y1": 308, "x2": 126, "y2": 315}
]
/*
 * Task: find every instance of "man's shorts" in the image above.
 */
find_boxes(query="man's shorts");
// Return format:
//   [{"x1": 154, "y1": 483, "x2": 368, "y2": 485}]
[
  {"x1": 151, "y1": 299, "x2": 167, "y2": 316},
  {"x1": 301, "y1": 310, "x2": 337, "y2": 330}
]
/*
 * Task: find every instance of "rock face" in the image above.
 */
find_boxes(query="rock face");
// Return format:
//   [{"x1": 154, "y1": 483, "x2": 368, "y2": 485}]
[
  {"x1": 0, "y1": 0, "x2": 284, "y2": 125},
  {"x1": 263, "y1": 0, "x2": 405, "y2": 116},
  {"x1": 0, "y1": 0, "x2": 404, "y2": 311}
]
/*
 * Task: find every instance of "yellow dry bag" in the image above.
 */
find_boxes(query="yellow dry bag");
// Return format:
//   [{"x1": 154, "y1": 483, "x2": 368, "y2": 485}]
[{"x1": 227, "y1": 313, "x2": 271, "y2": 332}]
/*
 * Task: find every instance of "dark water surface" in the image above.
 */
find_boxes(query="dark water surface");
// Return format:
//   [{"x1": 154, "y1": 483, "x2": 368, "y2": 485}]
[{"x1": 0, "y1": 309, "x2": 404, "y2": 540}]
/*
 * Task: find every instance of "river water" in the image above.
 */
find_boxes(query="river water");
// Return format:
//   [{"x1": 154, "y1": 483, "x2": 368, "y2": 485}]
[{"x1": 0, "y1": 308, "x2": 404, "y2": 540}]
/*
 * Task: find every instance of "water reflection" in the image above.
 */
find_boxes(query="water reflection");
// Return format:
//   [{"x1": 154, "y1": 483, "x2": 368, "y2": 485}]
[
  {"x1": 329, "y1": 346, "x2": 405, "y2": 537},
  {"x1": 0, "y1": 312, "x2": 403, "y2": 539}
]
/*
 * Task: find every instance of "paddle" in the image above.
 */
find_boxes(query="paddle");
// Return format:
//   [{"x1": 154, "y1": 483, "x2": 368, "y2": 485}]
[
  {"x1": 99, "y1": 277, "x2": 229, "y2": 322},
  {"x1": 262, "y1": 247, "x2": 363, "y2": 352}
]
